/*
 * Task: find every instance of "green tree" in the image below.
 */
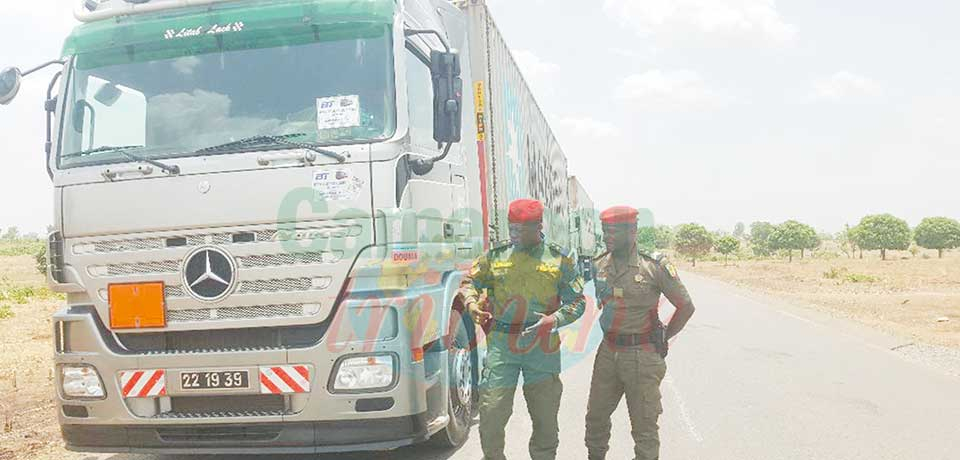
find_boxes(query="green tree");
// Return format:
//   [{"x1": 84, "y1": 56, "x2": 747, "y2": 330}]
[
  {"x1": 675, "y1": 223, "x2": 714, "y2": 267},
  {"x1": 2, "y1": 227, "x2": 19, "y2": 240},
  {"x1": 749, "y1": 221, "x2": 776, "y2": 257},
  {"x1": 715, "y1": 235, "x2": 741, "y2": 265},
  {"x1": 837, "y1": 224, "x2": 858, "y2": 258},
  {"x1": 848, "y1": 224, "x2": 866, "y2": 259},
  {"x1": 653, "y1": 225, "x2": 674, "y2": 250},
  {"x1": 802, "y1": 229, "x2": 822, "y2": 259},
  {"x1": 733, "y1": 222, "x2": 746, "y2": 239},
  {"x1": 636, "y1": 226, "x2": 656, "y2": 253},
  {"x1": 769, "y1": 220, "x2": 817, "y2": 262},
  {"x1": 853, "y1": 214, "x2": 912, "y2": 260},
  {"x1": 914, "y1": 217, "x2": 960, "y2": 259}
]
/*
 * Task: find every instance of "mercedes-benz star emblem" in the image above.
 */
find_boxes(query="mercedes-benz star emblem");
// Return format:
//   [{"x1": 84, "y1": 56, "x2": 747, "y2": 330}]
[{"x1": 182, "y1": 247, "x2": 236, "y2": 302}]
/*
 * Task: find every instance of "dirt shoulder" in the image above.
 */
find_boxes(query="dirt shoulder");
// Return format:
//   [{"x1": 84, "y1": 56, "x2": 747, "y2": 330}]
[
  {"x1": 0, "y1": 255, "x2": 86, "y2": 460},
  {"x1": 686, "y1": 251, "x2": 960, "y2": 349}
]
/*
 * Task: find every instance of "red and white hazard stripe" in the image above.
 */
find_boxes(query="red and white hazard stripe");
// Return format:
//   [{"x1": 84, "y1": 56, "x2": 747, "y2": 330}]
[
  {"x1": 259, "y1": 365, "x2": 310, "y2": 394},
  {"x1": 119, "y1": 369, "x2": 166, "y2": 398}
]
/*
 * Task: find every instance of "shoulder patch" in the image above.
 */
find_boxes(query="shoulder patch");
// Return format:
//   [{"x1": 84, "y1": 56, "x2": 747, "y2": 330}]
[
  {"x1": 663, "y1": 260, "x2": 679, "y2": 279},
  {"x1": 640, "y1": 251, "x2": 678, "y2": 278}
]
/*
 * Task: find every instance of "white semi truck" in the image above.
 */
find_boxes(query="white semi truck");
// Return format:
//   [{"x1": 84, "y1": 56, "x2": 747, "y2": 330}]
[
  {"x1": 568, "y1": 176, "x2": 600, "y2": 278},
  {"x1": 0, "y1": 0, "x2": 581, "y2": 453}
]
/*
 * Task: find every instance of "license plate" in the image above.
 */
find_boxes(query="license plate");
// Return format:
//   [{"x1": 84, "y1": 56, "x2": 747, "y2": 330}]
[{"x1": 180, "y1": 371, "x2": 249, "y2": 390}]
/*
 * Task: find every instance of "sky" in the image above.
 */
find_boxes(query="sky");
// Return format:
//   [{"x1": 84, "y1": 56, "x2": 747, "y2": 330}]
[{"x1": 2, "y1": 0, "x2": 960, "y2": 235}]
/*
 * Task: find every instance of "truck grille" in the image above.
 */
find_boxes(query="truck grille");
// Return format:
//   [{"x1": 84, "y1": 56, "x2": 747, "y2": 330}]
[
  {"x1": 156, "y1": 424, "x2": 285, "y2": 442},
  {"x1": 103, "y1": 260, "x2": 180, "y2": 276},
  {"x1": 153, "y1": 395, "x2": 289, "y2": 420},
  {"x1": 161, "y1": 277, "x2": 331, "y2": 300},
  {"x1": 239, "y1": 251, "x2": 344, "y2": 267},
  {"x1": 114, "y1": 320, "x2": 332, "y2": 354},
  {"x1": 167, "y1": 304, "x2": 306, "y2": 323},
  {"x1": 90, "y1": 251, "x2": 339, "y2": 278},
  {"x1": 85, "y1": 226, "x2": 360, "y2": 254}
]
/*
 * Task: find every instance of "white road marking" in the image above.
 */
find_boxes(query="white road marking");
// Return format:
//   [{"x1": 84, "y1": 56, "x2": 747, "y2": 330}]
[
  {"x1": 774, "y1": 310, "x2": 821, "y2": 327},
  {"x1": 663, "y1": 373, "x2": 703, "y2": 443}
]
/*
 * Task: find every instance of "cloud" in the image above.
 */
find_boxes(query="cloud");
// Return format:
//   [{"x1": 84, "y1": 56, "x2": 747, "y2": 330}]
[
  {"x1": 603, "y1": 0, "x2": 797, "y2": 45},
  {"x1": 147, "y1": 90, "x2": 283, "y2": 147},
  {"x1": 171, "y1": 56, "x2": 202, "y2": 76},
  {"x1": 812, "y1": 71, "x2": 884, "y2": 101},
  {"x1": 556, "y1": 117, "x2": 620, "y2": 137},
  {"x1": 510, "y1": 49, "x2": 559, "y2": 95},
  {"x1": 616, "y1": 70, "x2": 730, "y2": 109}
]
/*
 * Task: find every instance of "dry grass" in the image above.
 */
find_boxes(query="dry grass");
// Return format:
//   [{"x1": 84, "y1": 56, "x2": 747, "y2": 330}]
[
  {"x1": 688, "y1": 249, "x2": 960, "y2": 348},
  {"x1": 0, "y1": 255, "x2": 84, "y2": 460}
]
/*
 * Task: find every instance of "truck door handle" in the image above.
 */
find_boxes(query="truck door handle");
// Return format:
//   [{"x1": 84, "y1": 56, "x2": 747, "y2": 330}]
[
  {"x1": 257, "y1": 151, "x2": 317, "y2": 166},
  {"x1": 102, "y1": 165, "x2": 154, "y2": 181}
]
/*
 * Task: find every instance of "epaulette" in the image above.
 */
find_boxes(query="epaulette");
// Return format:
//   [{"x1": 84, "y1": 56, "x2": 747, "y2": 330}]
[
  {"x1": 547, "y1": 242, "x2": 571, "y2": 258},
  {"x1": 639, "y1": 250, "x2": 667, "y2": 265}
]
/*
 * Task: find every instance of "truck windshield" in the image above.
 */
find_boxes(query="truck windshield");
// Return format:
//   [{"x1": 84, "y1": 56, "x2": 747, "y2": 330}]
[{"x1": 58, "y1": 28, "x2": 395, "y2": 169}]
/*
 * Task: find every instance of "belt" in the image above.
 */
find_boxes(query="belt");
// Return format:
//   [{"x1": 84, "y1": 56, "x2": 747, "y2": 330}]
[
  {"x1": 604, "y1": 333, "x2": 653, "y2": 347},
  {"x1": 491, "y1": 320, "x2": 538, "y2": 335}
]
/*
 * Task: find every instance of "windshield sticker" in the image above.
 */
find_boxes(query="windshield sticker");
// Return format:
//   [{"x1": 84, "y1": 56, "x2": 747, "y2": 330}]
[
  {"x1": 316, "y1": 95, "x2": 361, "y2": 131},
  {"x1": 163, "y1": 22, "x2": 245, "y2": 40},
  {"x1": 312, "y1": 169, "x2": 364, "y2": 201}
]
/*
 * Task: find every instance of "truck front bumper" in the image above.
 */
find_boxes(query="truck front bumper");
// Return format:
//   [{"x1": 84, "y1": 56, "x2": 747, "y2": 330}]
[
  {"x1": 62, "y1": 416, "x2": 430, "y2": 454},
  {"x1": 54, "y1": 302, "x2": 440, "y2": 454}
]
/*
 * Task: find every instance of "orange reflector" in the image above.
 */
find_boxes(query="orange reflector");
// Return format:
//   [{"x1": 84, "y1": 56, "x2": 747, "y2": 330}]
[
  {"x1": 108, "y1": 282, "x2": 166, "y2": 329},
  {"x1": 411, "y1": 347, "x2": 424, "y2": 363}
]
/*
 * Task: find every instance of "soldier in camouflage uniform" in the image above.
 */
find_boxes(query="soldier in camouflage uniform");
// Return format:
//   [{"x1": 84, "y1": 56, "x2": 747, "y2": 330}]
[
  {"x1": 584, "y1": 206, "x2": 697, "y2": 460},
  {"x1": 461, "y1": 198, "x2": 586, "y2": 460}
]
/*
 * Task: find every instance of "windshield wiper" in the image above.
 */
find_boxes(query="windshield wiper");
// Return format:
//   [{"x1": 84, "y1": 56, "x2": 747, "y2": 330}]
[
  {"x1": 62, "y1": 145, "x2": 144, "y2": 159},
  {"x1": 66, "y1": 145, "x2": 180, "y2": 175},
  {"x1": 197, "y1": 134, "x2": 346, "y2": 163}
]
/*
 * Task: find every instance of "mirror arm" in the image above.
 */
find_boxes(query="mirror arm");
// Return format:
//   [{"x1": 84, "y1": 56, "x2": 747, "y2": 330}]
[
  {"x1": 44, "y1": 71, "x2": 63, "y2": 178},
  {"x1": 410, "y1": 142, "x2": 453, "y2": 176},
  {"x1": 22, "y1": 60, "x2": 66, "y2": 78},
  {"x1": 403, "y1": 29, "x2": 450, "y2": 52}
]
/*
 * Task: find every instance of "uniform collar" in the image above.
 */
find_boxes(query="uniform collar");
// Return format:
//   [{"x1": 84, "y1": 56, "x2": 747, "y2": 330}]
[
  {"x1": 610, "y1": 244, "x2": 639, "y2": 266},
  {"x1": 514, "y1": 240, "x2": 545, "y2": 255}
]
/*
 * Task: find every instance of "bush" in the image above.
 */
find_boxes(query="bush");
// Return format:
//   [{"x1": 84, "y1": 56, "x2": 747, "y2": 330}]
[
  {"x1": 0, "y1": 305, "x2": 12, "y2": 320},
  {"x1": 823, "y1": 267, "x2": 847, "y2": 279},
  {"x1": 845, "y1": 273, "x2": 879, "y2": 283},
  {"x1": 35, "y1": 244, "x2": 48, "y2": 275},
  {"x1": 0, "y1": 280, "x2": 61, "y2": 304},
  {"x1": 0, "y1": 239, "x2": 44, "y2": 257}
]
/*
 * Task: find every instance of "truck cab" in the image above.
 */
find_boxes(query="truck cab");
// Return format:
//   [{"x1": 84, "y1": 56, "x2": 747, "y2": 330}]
[{"x1": 2, "y1": 0, "x2": 484, "y2": 453}]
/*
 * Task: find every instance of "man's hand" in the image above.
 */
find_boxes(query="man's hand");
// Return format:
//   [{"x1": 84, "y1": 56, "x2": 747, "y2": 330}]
[
  {"x1": 467, "y1": 301, "x2": 492, "y2": 326},
  {"x1": 520, "y1": 312, "x2": 557, "y2": 338}
]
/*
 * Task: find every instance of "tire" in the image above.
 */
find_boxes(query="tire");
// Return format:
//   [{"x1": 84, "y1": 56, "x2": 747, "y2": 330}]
[{"x1": 429, "y1": 308, "x2": 479, "y2": 448}]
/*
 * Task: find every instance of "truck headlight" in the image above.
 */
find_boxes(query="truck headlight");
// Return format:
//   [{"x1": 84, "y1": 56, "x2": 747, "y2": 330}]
[
  {"x1": 61, "y1": 365, "x2": 106, "y2": 399},
  {"x1": 331, "y1": 354, "x2": 396, "y2": 393}
]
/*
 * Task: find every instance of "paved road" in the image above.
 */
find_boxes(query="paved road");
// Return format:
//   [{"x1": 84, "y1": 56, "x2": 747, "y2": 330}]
[{"x1": 104, "y1": 273, "x2": 960, "y2": 460}]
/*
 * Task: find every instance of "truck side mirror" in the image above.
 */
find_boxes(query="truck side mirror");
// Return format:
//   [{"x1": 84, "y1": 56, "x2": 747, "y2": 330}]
[
  {"x1": 0, "y1": 67, "x2": 23, "y2": 105},
  {"x1": 430, "y1": 50, "x2": 462, "y2": 144}
]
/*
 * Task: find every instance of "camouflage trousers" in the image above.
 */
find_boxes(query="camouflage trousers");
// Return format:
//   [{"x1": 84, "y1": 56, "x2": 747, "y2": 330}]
[
  {"x1": 584, "y1": 341, "x2": 667, "y2": 460},
  {"x1": 479, "y1": 333, "x2": 563, "y2": 460}
]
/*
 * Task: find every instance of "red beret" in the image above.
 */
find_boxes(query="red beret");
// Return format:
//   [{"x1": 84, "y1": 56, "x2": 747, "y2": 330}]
[
  {"x1": 508, "y1": 199, "x2": 544, "y2": 223},
  {"x1": 600, "y1": 206, "x2": 639, "y2": 225}
]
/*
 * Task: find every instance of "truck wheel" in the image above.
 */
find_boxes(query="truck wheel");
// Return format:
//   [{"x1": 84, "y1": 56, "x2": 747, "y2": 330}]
[{"x1": 429, "y1": 309, "x2": 478, "y2": 448}]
